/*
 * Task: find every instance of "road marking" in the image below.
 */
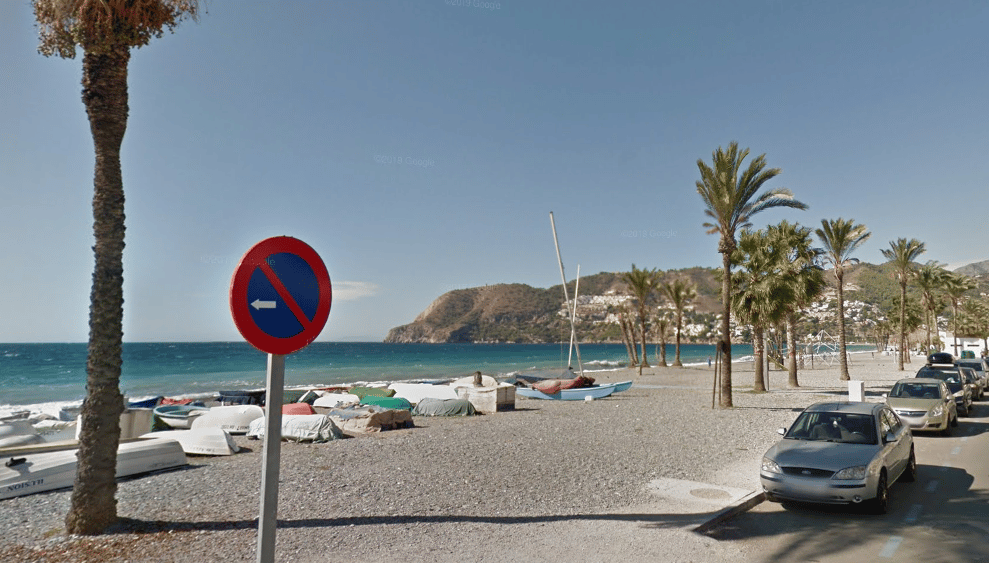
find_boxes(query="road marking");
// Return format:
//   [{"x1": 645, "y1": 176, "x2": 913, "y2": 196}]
[
  {"x1": 925, "y1": 480, "x2": 939, "y2": 493},
  {"x1": 879, "y1": 536, "x2": 903, "y2": 558},
  {"x1": 904, "y1": 504, "x2": 922, "y2": 523},
  {"x1": 951, "y1": 446, "x2": 962, "y2": 455}
]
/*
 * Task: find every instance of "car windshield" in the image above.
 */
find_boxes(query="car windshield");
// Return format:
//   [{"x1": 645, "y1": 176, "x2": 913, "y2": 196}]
[
  {"x1": 917, "y1": 368, "x2": 964, "y2": 392},
  {"x1": 890, "y1": 382, "x2": 941, "y2": 399},
  {"x1": 784, "y1": 412, "x2": 878, "y2": 444},
  {"x1": 957, "y1": 361, "x2": 986, "y2": 374}
]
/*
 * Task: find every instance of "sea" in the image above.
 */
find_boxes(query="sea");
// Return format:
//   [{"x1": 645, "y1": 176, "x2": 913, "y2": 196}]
[{"x1": 0, "y1": 341, "x2": 873, "y2": 416}]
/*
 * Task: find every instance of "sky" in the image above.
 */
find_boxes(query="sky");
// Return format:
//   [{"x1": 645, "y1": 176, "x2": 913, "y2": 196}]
[{"x1": 1, "y1": 1, "x2": 987, "y2": 343}]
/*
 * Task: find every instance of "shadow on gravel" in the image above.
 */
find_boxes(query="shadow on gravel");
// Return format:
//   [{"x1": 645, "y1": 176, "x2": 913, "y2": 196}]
[
  {"x1": 107, "y1": 510, "x2": 720, "y2": 535},
  {"x1": 811, "y1": 388, "x2": 890, "y2": 399},
  {"x1": 701, "y1": 466, "x2": 989, "y2": 563}
]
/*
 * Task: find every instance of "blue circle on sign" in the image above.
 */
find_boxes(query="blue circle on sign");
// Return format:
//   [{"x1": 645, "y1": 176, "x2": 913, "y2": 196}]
[{"x1": 246, "y1": 252, "x2": 318, "y2": 338}]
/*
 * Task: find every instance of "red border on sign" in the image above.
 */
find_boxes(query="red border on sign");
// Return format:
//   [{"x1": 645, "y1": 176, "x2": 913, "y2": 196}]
[{"x1": 230, "y1": 236, "x2": 332, "y2": 355}]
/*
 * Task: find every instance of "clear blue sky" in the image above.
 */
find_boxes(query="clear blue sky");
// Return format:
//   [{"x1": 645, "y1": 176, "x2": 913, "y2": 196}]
[{"x1": 2, "y1": 1, "x2": 987, "y2": 343}]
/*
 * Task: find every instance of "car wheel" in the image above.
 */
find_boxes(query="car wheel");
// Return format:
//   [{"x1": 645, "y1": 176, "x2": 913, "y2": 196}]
[
  {"x1": 951, "y1": 413, "x2": 959, "y2": 427},
  {"x1": 903, "y1": 448, "x2": 917, "y2": 482},
  {"x1": 870, "y1": 472, "x2": 889, "y2": 515},
  {"x1": 942, "y1": 420, "x2": 952, "y2": 436}
]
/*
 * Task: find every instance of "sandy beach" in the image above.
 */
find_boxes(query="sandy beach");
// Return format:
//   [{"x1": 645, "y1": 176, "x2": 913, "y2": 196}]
[{"x1": 0, "y1": 351, "x2": 916, "y2": 563}]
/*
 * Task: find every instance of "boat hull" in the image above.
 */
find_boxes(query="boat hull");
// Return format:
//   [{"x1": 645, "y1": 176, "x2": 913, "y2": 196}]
[
  {"x1": 517, "y1": 383, "x2": 618, "y2": 401},
  {"x1": 1, "y1": 437, "x2": 188, "y2": 500},
  {"x1": 153, "y1": 405, "x2": 210, "y2": 429},
  {"x1": 191, "y1": 405, "x2": 264, "y2": 434},
  {"x1": 141, "y1": 428, "x2": 239, "y2": 456}
]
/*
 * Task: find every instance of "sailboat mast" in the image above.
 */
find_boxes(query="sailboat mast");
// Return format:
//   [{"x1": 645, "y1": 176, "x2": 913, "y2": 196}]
[
  {"x1": 549, "y1": 211, "x2": 584, "y2": 375},
  {"x1": 570, "y1": 265, "x2": 584, "y2": 375}
]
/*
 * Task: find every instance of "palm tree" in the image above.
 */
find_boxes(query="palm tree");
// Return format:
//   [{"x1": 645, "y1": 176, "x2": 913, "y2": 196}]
[
  {"x1": 662, "y1": 278, "x2": 697, "y2": 367},
  {"x1": 944, "y1": 272, "x2": 977, "y2": 356},
  {"x1": 655, "y1": 313, "x2": 671, "y2": 367},
  {"x1": 696, "y1": 142, "x2": 807, "y2": 407},
  {"x1": 880, "y1": 238, "x2": 926, "y2": 370},
  {"x1": 767, "y1": 221, "x2": 825, "y2": 388},
  {"x1": 960, "y1": 299, "x2": 989, "y2": 352},
  {"x1": 33, "y1": 0, "x2": 200, "y2": 535},
  {"x1": 815, "y1": 218, "x2": 871, "y2": 381},
  {"x1": 731, "y1": 228, "x2": 795, "y2": 392},
  {"x1": 622, "y1": 264, "x2": 660, "y2": 374},
  {"x1": 916, "y1": 262, "x2": 948, "y2": 354}
]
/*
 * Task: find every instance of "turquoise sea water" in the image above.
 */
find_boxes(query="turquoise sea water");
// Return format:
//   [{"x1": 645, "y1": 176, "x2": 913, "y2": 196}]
[{"x1": 0, "y1": 341, "x2": 873, "y2": 413}]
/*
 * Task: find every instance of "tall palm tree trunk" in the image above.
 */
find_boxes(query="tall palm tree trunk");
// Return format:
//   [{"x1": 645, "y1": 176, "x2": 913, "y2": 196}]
[
  {"x1": 638, "y1": 318, "x2": 650, "y2": 369},
  {"x1": 952, "y1": 304, "x2": 959, "y2": 356},
  {"x1": 65, "y1": 47, "x2": 130, "y2": 535},
  {"x1": 786, "y1": 312, "x2": 799, "y2": 387},
  {"x1": 720, "y1": 251, "x2": 733, "y2": 407},
  {"x1": 897, "y1": 281, "x2": 907, "y2": 370},
  {"x1": 673, "y1": 313, "x2": 683, "y2": 366},
  {"x1": 836, "y1": 272, "x2": 850, "y2": 381},
  {"x1": 619, "y1": 315, "x2": 636, "y2": 366},
  {"x1": 753, "y1": 324, "x2": 766, "y2": 392}
]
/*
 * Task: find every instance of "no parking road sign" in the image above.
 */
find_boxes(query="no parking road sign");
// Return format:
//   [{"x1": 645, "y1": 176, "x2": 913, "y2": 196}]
[{"x1": 230, "y1": 236, "x2": 332, "y2": 355}]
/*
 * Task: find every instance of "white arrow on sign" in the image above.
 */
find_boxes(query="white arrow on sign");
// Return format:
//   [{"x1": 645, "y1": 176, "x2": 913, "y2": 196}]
[{"x1": 251, "y1": 299, "x2": 277, "y2": 310}]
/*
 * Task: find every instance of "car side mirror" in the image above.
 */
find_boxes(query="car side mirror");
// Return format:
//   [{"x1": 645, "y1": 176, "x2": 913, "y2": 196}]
[
  {"x1": 777, "y1": 427, "x2": 787, "y2": 436},
  {"x1": 881, "y1": 393, "x2": 888, "y2": 399},
  {"x1": 885, "y1": 432, "x2": 896, "y2": 443}
]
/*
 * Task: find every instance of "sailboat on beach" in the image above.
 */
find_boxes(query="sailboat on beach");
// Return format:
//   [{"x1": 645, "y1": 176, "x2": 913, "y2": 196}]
[{"x1": 515, "y1": 213, "x2": 629, "y2": 401}]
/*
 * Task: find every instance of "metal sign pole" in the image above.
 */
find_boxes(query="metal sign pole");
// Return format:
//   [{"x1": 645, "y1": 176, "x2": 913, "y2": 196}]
[{"x1": 257, "y1": 353, "x2": 285, "y2": 563}]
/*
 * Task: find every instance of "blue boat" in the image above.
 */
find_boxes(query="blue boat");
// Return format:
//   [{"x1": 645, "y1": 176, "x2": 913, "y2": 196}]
[
  {"x1": 516, "y1": 382, "x2": 618, "y2": 401},
  {"x1": 152, "y1": 405, "x2": 210, "y2": 429},
  {"x1": 128, "y1": 396, "x2": 163, "y2": 409}
]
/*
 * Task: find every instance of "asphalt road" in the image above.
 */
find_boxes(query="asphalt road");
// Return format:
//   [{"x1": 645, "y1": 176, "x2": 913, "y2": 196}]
[{"x1": 704, "y1": 400, "x2": 989, "y2": 563}]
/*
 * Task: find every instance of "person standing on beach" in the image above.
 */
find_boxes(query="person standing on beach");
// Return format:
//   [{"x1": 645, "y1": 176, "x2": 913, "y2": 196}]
[{"x1": 708, "y1": 356, "x2": 712, "y2": 367}]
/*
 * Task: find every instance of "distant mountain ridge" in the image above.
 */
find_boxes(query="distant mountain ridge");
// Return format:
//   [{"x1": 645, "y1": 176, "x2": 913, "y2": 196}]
[
  {"x1": 954, "y1": 260, "x2": 989, "y2": 277},
  {"x1": 385, "y1": 260, "x2": 989, "y2": 344}
]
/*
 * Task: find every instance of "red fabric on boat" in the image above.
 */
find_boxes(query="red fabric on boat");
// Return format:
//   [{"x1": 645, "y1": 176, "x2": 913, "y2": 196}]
[
  {"x1": 558, "y1": 375, "x2": 596, "y2": 390},
  {"x1": 283, "y1": 403, "x2": 316, "y2": 415},
  {"x1": 532, "y1": 379, "x2": 563, "y2": 394},
  {"x1": 160, "y1": 397, "x2": 198, "y2": 406}
]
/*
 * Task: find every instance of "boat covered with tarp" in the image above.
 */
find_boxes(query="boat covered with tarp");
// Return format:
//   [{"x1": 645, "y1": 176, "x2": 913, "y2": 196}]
[{"x1": 411, "y1": 398, "x2": 477, "y2": 417}]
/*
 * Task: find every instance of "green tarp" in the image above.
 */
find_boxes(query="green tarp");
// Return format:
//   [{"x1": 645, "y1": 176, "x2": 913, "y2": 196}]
[
  {"x1": 359, "y1": 395, "x2": 412, "y2": 411},
  {"x1": 349, "y1": 386, "x2": 396, "y2": 399}
]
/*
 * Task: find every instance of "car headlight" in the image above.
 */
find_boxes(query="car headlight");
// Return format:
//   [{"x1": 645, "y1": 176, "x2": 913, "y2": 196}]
[
  {"x1": 761, "y1": 457, "x2": 781, "y2": 474},
  {"x1": 931, "y1": 404, "x2": 944, "y2": 417},
  {"x1": 833, "y1": 465, "x2": 867, "y2": 480}
]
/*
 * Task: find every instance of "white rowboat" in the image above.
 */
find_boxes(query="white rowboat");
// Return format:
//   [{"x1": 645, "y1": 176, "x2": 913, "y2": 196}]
[{"x1": 1, "y1": 437, "x2": 188, "y2": 500}]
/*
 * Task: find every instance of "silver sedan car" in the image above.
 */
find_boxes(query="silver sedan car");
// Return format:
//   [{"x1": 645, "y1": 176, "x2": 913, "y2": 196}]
[
  {"x1": 761, "y1": 401, "x2": 916, "y2": 514},
  {"x1": 885, "y1": 378, "x2": 957, "y2": 435}
]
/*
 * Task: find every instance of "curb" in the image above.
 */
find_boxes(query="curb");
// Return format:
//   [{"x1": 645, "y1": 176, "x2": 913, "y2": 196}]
[{"x1": 692, "y1": 490, "x2": 765, "y2": 534}]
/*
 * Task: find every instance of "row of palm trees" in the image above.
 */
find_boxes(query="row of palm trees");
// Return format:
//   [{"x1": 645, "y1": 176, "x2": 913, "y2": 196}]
[
  {"x1": 696, "y1": 141, "x2": 985, "y2": 409},
  {"x1": 619, "y1": 266, "x2": 698, "y2": 375},
  {"x1": 906, "y1": 262, "x2": 983, "y2": 357}
]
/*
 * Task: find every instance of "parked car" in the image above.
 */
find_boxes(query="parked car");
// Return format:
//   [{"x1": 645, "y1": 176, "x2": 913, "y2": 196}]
[
  {"x1": 955, "y1": 358, "x2": 988, "y2": 400},
  {"x1": 959, "y1": 367, "x2": 981, "y2": 402},
  {"x1": 884, "y1": 378, "x2": 957, "y2": 435},
  {"x1": 916, "y1": 364, "x2": 973, "y2": 416},
  {"x1": 760, "y1": 401, "x2": 916, "y2": 514}
]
